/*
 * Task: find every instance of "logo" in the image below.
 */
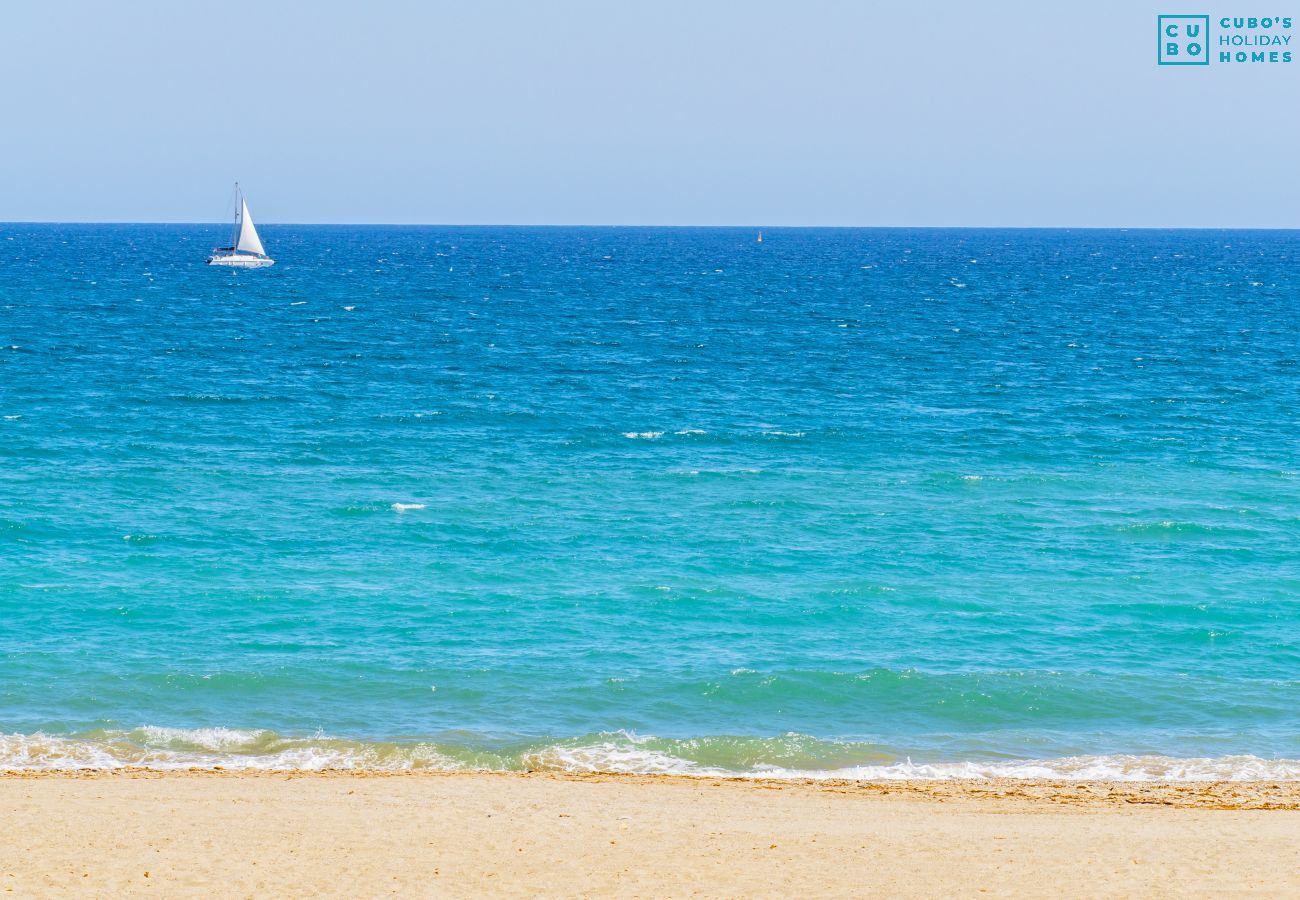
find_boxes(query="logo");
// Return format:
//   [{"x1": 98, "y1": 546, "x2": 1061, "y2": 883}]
[
  {"x1": 1159, "y1": 15, "x2": 1210, "y2": 64},
  {"x1": 1158, "y1": 14, "x2": 1294, "y2": 64}
]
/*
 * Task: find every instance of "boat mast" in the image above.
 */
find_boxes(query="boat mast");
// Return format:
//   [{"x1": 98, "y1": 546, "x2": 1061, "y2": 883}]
[{"x1": 231, "y1": 182, "x2": 241, "y2": 253}]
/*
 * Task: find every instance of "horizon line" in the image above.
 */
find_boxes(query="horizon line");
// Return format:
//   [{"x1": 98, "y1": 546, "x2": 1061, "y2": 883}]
[{"x1": 3, "y1": 221, "x2": 1300, "y2": 231}]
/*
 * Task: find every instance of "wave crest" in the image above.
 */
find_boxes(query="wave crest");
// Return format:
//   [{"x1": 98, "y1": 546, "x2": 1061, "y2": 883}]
[{"x1": 1, "y1": 729, "x2": 1299, "y2": 781}]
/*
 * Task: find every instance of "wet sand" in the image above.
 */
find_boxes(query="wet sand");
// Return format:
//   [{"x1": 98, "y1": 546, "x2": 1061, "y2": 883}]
[{"x1": 2, "y1": 771, "x2": 1298, "y2": 896}]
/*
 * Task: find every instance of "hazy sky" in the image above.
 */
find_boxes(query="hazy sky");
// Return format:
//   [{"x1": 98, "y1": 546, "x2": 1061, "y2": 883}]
[{"x1": 2, "y1": 1, "x2": 1295, "y2": 225}]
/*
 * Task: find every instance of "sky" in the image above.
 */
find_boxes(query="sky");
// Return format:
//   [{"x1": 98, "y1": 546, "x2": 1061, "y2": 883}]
[{"x1": 1, "y1": 1, "x2": 1296, "y2": 226}]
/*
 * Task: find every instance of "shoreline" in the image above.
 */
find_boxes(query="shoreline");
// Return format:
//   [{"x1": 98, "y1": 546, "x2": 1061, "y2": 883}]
[
  {"x1": 6, "y1": 768, "x2": 1300, "y2": 810},
  {"x1": 3, "y1": 770, "x2": 1297, "y2": 896},
  {"x1": 7, "y1": 729, "x2": 1300, "y2": 782}
]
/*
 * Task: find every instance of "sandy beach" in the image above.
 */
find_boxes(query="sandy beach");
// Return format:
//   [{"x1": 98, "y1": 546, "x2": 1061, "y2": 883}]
[{"x1": 2, "y1": 773, "x2": 1298, "y2": 897}]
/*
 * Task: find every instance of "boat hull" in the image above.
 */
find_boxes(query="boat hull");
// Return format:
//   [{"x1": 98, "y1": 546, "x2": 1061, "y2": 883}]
[{"x1": 208, "y1": 254, "x2": 274, "y2": 268}]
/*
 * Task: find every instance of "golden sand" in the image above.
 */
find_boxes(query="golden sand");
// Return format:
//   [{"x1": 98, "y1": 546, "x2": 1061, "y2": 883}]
[{"x1": 2, "y1": 771, "x2": 1298, "y2": 896}]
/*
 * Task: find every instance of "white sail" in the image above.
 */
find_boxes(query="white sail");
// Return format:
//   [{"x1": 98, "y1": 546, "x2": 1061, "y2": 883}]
[{"x1": 236, "y1": 200, "x2": 266, "y2": 257}]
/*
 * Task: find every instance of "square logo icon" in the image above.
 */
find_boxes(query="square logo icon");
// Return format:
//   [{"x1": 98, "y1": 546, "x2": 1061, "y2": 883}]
[{"x1": 1158, "y1": 15, "x2": 1211, "y2": 64}]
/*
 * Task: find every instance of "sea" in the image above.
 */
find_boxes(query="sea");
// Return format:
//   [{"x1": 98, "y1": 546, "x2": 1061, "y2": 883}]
[{"x1": 2, "y1": 224, "x2": 1298, "y2": 780}]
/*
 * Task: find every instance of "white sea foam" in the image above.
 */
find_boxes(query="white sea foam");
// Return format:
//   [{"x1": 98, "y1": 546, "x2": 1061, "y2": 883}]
[
  {"x1": 757, "y1": 755, "x2": 1300, "y2": 782},
  {"x1": 2, "y1": 730, "x2": 1298, "y2": 781},
  {"x1": 391, "y1": 502, "x2": 426, "y2": 511},
  {"x1": 521, "y1": 749, "x2": 1300, "y2": 782},
  {"x1": 0, "y1": 730, "x2": 459, "y2": 772},
  {"x1": 622, "y1": 431, "x2": 663, "y2": 439},
  {"x1": 136, "y1": 725, "x2": 263, "y2": 750},
  {"x1": 523, "y1": 738, "x2": 732, "y2": 777},
  {"x1": 519, "y1": 737, "x2": 1300, "y2": 782}
]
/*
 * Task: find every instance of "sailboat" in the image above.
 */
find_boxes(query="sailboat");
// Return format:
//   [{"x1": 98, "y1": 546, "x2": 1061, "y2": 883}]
[
  {"x1": 208, "y1": 183, "x2": 274, "y2": 267},
  {"x1": 757, "y1": 231, "x2": 763, "y2": 243}
]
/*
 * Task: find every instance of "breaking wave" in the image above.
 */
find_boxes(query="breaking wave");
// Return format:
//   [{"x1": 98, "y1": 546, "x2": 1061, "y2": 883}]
[{"x1": 2, "y1": 729, "x2": 1298, "y2": 781}]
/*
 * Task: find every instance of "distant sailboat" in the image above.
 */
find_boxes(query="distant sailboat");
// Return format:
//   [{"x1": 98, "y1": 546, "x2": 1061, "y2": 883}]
[
  {"x1": 756, "y1": 231, "x2": 763, "y2": 243},
  {"x1": 208, "y1": 184, "x2": 274, "y2": 267}
]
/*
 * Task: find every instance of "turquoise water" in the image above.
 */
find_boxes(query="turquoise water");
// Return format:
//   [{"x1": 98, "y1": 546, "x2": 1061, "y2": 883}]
[{"x1": 2, "y1": 224, "x2": 1299, "y2": 778}]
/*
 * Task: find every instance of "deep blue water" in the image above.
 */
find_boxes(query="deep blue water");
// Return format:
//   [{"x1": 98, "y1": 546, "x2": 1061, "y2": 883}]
[{"x1": 1, "y1": 224, "x2": 1298, "y2": 777}]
